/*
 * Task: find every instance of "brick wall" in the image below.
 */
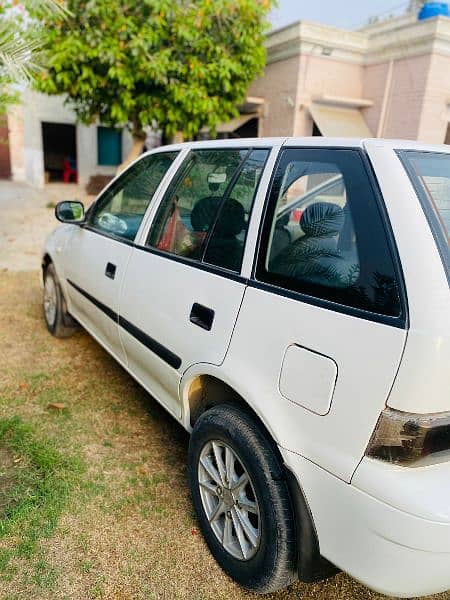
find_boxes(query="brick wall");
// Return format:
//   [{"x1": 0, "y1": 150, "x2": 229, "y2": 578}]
[
  {"x1": 417, "y1": 53, "x2": 450, "y2": 144},
  {"x1": 297, "y1": 54, "x2": 366, "y2": 136},
  {"x1": 362, "y1": 62, "x2": 390, "y2": 136},
  {"x1": 249, "y1": 53, "x2": 368, "y2": 138},
  {"x1": 364, "y1": 55, "x2": 431, "y2": 140},
  {"x1": 248, "y1": 55, "x2": 301, "y2": 137}
]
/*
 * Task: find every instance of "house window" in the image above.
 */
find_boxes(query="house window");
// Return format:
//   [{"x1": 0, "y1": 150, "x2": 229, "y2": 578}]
[{"x1": 97, "y1": 127, "x2": 122, "y2": 166}]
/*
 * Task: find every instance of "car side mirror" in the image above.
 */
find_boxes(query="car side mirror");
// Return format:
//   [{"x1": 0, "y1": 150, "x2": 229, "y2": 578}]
[{"x1": 55, "y1": 201, "x2": 85, "y2": 224}]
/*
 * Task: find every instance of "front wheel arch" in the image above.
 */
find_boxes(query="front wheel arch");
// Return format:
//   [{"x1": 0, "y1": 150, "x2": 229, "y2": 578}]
[
  {"x1": 41, "y1": 253, "x2": 52, "y2": 284},
  {"x1": 42, "y1": 261, "x2": 78, "y2": 337}
]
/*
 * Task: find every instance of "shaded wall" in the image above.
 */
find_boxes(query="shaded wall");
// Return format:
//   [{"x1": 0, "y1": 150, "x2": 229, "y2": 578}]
[
  {"x1": 248, "y1": 55, "x2": 301, "y2": 137},
  {"x1": 296, "y1": 54, "x2": 367, "y2": 136},
  {"x1": 417, "y1": 53, "x2": 450, "y2": 143},
  {"x1": 363, "y1": 55, "x2": 432, "y2": 140}
]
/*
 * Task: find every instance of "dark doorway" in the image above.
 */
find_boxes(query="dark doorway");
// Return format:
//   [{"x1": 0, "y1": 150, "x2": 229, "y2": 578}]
[
  {"x1": 42, "y1": 122, "x2": 77, "y2": 183},
  {"x1": 233, "y1": 117, "x2": 259, "y2": 138},
  {"x1": 0, "y1": 116, "x2": 11, "y2": 179}
]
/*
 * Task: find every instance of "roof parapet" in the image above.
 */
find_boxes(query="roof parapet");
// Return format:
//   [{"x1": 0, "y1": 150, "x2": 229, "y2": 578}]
[{"x1": 266, "y1": 15, "x2": 450, "y2": 66}]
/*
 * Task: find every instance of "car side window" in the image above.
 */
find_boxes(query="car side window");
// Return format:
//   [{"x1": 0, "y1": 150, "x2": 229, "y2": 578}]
[
  {"x1": 88, "y1": 152, "x2": 178, "y2": 241},
  {"x1": 204, "y1": 149, "x2": 269, "y2": 271},
  {"x1": 146, "y1": 148, "x2": 269, "y2": 272},
  {"x1": 256, "y1": 148, "x2": 402, "y2": 318}
]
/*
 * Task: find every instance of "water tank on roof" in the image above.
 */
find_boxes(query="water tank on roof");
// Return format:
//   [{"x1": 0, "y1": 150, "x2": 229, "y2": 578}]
[{"x1": 418, "y1": 2, "x2": 450, "y2": 20}]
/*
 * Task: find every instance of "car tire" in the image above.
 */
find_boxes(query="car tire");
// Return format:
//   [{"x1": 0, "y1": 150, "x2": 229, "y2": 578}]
[
  {"x1": 43, "y1": 263, "x2": 78, "y2": 338},
  {"x1": 188, "y1": 404, "x2": 297, "y2": 594}
]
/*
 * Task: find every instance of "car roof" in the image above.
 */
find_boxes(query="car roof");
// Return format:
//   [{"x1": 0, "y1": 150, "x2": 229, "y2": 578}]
[{"x1": 153, "y1": 137, "x2": 450, "y2": 154}]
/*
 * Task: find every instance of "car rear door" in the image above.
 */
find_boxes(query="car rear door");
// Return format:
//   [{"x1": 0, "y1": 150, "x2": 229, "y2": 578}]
[
  {"x1": 118, "y1": 143, "x2": 274, "y2": 419},
  {"x1": 224, "y1": 144, "x2": 409, "y2": 481},
  {"x1": 62, "y1": 150, "x2": 180, "y2": 362}
]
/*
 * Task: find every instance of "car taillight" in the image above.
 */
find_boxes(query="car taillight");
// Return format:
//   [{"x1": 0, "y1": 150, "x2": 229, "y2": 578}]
[{"x1": 366, "y1": 408, "x2": 450, "y2": 466}]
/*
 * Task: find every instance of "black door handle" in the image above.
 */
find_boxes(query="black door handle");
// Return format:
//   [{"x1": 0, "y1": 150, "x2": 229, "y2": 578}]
[
  {"x1": 105, "y1": 262, "x2": 116, "y2": 279},
  {"x1": 190, "y1": 303, "x2": 215, "y2": 331}
]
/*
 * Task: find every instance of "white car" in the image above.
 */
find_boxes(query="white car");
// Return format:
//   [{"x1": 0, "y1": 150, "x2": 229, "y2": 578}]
[{"x1": 42, "y1": 138, "x2": 449, "y2": 597}]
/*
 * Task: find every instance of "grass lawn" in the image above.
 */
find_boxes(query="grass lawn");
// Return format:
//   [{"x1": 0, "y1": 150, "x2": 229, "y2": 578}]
[{"x1": 0, "y1": 271, "x2": 447, "y2": 600}]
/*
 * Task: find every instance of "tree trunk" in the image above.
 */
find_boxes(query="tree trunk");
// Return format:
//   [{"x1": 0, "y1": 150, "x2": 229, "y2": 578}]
[{"x1": 116, "y1": 134, "x2": 145, "y2": 175}]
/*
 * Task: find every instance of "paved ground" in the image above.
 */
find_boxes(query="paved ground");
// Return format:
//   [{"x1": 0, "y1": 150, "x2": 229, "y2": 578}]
[{"x1": 0, "y1": 181, "x2": 92, "y2": 271}]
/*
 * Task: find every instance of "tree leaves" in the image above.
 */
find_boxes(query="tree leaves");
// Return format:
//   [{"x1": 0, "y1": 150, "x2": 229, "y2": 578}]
[{"x1": 34, "y1": 0, "x2": 273, "y2": 138}]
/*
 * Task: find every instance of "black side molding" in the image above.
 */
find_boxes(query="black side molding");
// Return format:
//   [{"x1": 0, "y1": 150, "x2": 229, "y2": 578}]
[
  {"x1": 67, "y1": 279, "x2": 117, "y2": 321},
  {"x1": 67, "y1": 279, "x2": 182, "y2": 370},
  {"x1": 118, "y1": 314, "x2": 181, "y2": 369}
]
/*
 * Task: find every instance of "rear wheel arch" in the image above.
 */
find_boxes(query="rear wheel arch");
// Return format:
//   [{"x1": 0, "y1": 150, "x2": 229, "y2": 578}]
[
  {"x1": 183, "y1": 372, "x2": 337, "y2": 583},
  {"x1": 186, "y1": 374, "x2": 273, "y2": 433}
]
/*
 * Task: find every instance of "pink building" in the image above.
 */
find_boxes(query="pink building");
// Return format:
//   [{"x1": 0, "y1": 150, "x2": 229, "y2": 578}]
[
  {"x1": 3, "y1": 10, "x2": 450, "y2": 187},
  {"x1": 248, "y1": 11, "x2": 450, "y2": 143}
]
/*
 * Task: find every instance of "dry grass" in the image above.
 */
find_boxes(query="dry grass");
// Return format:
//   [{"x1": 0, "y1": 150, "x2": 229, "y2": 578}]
[{"x1": 0, "y1": 271, "x2": 448, "y2": 600}]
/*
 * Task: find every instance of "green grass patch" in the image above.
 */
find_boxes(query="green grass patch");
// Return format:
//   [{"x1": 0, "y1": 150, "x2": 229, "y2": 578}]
[{"x1": 0, "y1": 416, "x2": 84, "y2": 571}]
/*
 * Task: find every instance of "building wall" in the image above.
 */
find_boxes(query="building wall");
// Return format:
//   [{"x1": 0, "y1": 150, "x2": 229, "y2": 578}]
[
  {"x1": 248, "y1": 55, "x2": 301, "y2": 137},
  {"x1": 417, "y1": 52, "x2": 450, "y2": 143},
  {"x1": 296, "y1": 54, "x2": 366, "y2": 136},
  {"x1": 10, "y1": 90, "x2": 132, "y2": 188},
  {"x1": 8, "y1": 105, "x2": 25, "y2": 182},
  {"x1": 366, "y1": 55, "x2": 431, "y2": 140},
  {"x1": 249, "y1": 52, "x2": 369, "y2": 138},
  {"x1": 260, "y1": 15, "x2": 450, "y2": 143},
  {"x1": 362, "y1": 62, "x2": 390, "y2": 136}
]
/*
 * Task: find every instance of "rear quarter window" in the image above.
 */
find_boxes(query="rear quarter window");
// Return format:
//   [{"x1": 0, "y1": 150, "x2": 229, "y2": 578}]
[
  {"x1": 256, "y1": 148, "x2": 404, "y2": 322},
  {"x1": 398, "y1": 150, "x2": 450, "y2": 280}
]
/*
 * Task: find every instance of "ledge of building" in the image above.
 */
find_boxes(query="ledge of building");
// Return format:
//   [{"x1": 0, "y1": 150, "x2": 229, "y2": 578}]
[
  {"x1": 312, "y1": 95, "x2": 374, "y2": 109},
  {"x1": 266, "y1": 15, "x2": 450, "y2": 66},
  {"x1": 266, "y1": 20, "x2": 367, "y2": 65}
]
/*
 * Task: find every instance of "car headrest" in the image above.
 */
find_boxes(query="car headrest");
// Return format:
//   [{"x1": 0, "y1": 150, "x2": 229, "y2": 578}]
[
  {"x1": 300, "y1": 202, "x2": 345, "y2": 237},
  {"x1": 215, "y1": 199, "x2": 245, "y2": 237},
  {"x1": 191, "y1": 197, "x2": 222, "y2": 232},
  {"x1": 191, "y1": 197, "x2": 245, "y2": 237},
  {"x1": 277, "y1": 212, "x2": 290, "y2": 228}
]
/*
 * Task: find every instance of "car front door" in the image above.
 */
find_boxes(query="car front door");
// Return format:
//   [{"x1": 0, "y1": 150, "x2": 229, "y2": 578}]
[
  {"x1": 118, "y1": 146, "x2": 271, "y2": 418},
  {"x1": 62, "y1": 150, "x2": 179, "y2": 361}
]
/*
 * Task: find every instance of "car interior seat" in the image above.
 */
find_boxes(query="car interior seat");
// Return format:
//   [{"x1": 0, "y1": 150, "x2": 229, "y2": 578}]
[
  {"x1": 269, "y1": 212, "x2": 291, "y2": 269},
  {"x1": 273, "y1": 201, "x2": 359, "y2": 288},
  {"x1": 191, "y1": 196, "x2": 246, "y2": 271}
]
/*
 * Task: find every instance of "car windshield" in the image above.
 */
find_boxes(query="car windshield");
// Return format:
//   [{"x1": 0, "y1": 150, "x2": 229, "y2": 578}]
[{"x1": 401, "y1": 151, "x2": 450, "y2": 277}]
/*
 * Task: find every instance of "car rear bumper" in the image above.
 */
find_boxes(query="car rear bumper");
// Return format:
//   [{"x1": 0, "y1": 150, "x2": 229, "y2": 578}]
[{"x1": 281, "y1": 448, "x2": 450, "y2": 597}]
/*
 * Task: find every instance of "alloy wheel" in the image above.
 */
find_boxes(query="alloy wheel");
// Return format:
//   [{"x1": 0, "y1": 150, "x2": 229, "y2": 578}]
[
  {"x1": 43, "y1": 275, "x2": 57, "y2": 326},
  {"x1": 198, "y1": 440, "x2": 261, "y2": 560}
]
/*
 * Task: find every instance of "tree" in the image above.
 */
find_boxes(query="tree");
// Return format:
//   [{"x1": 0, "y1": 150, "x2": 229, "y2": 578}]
[
  {"x1": 0, "y1": 0, "x2": 67, "y2": 113},
  {"x1": 34, "y1": 0, "x2": 272, "y2": 157}
]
